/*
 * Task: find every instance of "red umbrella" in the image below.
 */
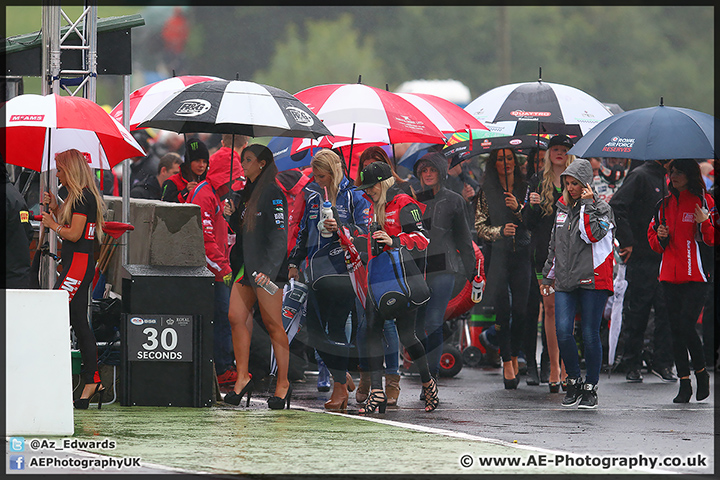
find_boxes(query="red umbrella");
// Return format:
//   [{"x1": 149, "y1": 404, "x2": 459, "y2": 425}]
[
  {"x1": 295, "y1": 83, "x2": 447, "y2": 175},
  {"x1": 109, "y1": 75, "x2": 223, "y2": 130},
  {"x1": 1, "y1": 93, "x2": 146, "y2": 171},
  {"x1": 395, "y1": 92, "x2": 488, "y2": 135}
]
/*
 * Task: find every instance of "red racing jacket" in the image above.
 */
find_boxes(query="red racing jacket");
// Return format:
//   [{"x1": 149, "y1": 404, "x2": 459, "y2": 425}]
[
  {"x1": 648, "y1": 190, "x2": 716, "y2": 284},
  {"x1": 190, "y1": 180, "x2": 231, "y2": 281}
]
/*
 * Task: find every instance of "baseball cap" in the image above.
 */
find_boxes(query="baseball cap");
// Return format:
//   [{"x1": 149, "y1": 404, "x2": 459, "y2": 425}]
[{"x1": 356, "y1": 161, "x2": 392, "y2": 190}]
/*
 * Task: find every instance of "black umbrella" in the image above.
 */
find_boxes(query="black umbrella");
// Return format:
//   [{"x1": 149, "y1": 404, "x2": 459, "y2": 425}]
[{"x1": 443, "y1": 135, "x2": 549, "y2": 169}]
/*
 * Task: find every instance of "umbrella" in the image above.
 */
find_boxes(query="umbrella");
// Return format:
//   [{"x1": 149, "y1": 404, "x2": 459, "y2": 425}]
[
  {"x1": 337, "y1": 226, "x2": 367, "y2": 306},
  {"x1": 294, "y1": 83, "x2": 447, "y2": 175},
  {"x1": 608, "y1": 263, "x2": 628, "y2": 374},
  {"x1": 1, "y1": 93, "x2": 146, "y2": 172},
  {"x1": 91, "y1": 221, "x2": 135, "y2": 299},
  {"x1": 442, "y1": 131, "x2": 550, "y2": 169},
  {"x1": 568, "y1": 100, "x2": 715, "y2": 161},
  {"x1": 464, "y1": 76, "x2": 613, "y2": 136},
  {"x1": 395, "y1": 92, "x2": 488, "y2": 134},
  {"x1": 136, "y1": 79, "x2": 332, "y2": 139},
  {"x1": 109, "y1": 74, "x2": 223, "y2": 130}
]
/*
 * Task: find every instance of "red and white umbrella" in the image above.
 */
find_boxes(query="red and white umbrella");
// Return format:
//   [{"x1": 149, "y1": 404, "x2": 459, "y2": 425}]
[
  {"x1": 395, "y1": 92, "x2": 488, "y2": 135},
  {"x1": 1, "y1": 93, "x2": 146, "y2": 171},
  {"x1": 110, "y1": 75, "x2": 222, "y2": 130},
  {"x1": 295, "y1": 84, "x2": 447, "y2": 146}
]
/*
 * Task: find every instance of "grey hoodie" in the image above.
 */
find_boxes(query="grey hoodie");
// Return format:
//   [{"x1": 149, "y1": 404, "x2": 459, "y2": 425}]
[{"x1": 542, "y1": 159, "x2": 615, "y2": 292}]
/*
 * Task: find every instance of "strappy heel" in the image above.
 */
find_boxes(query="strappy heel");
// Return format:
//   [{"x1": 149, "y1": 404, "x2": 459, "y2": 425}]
[
  {"x1": 74, "y1": 383, "x2": 105, "y2": 410},
  {"x1": 358, "y1": 390, "x2": 387, "y2": 414},
  {"x1": 267, "y1": 384, "x2": 292, "y2": 410},
  {"x1": 423, "y1": 377, "x2": 439, "y2": 412},
  {"x1": 224, "y1": 379, "x2": 254, "y2": 407}
]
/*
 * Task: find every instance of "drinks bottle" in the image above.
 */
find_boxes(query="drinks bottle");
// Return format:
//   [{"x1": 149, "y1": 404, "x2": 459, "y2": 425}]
[
  {"x1": 318, "y1": 186, "x2": 334, "y2": 238},
  {"x1": 252, "y1": 271, "x2": 279, "y2": 295}
]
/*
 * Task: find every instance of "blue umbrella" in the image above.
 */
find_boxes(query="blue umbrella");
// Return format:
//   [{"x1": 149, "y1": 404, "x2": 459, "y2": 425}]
[
  {"x1": 569, "y1": 100, "x2": 714, "y2": 161},
  {"x1": 267, "y1": 136, "x2": 314, "y2": 171}
]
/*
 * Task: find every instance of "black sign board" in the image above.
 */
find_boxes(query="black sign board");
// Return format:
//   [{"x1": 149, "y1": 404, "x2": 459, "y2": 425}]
[{"x1": 126, "y1": 314, "x2": 194, "y2": 362}]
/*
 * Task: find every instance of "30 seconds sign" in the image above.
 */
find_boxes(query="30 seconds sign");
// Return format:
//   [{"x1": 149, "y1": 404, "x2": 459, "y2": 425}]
[{"x1": 126, "y1": 314, "x2": 193, "y2": 362}]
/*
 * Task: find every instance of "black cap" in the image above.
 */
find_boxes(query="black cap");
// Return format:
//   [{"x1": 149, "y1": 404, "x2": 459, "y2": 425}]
[
  {"x1": 548, "y1": 134, "x2": 573, "y2": 149},
  {"x1": 185, "y1": 138, "x2": 209, "y2": 163},
  {"x1": 357, "y1": 161, "x2": 392, "y2": 190}
]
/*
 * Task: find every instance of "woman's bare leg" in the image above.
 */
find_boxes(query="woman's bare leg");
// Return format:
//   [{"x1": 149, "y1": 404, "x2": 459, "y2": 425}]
[
  {"x1": 540, "y1": 279, "x2": 561, "y2": 384},
  {"x1": 256, "y1": 287, "x2": 290, "y2": 398},
  {"x1": 228, "y1": 284, "x2": 257, "y2": 394}
]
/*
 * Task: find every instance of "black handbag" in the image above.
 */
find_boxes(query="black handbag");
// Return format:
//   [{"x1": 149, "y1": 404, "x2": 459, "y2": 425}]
[{"x1": 305, "y1": 240, "x2": 350, "y2": 291}]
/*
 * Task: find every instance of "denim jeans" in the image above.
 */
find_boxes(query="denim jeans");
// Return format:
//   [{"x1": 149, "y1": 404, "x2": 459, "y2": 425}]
[
  {"x1": 416, "y1": 272, "x2": 455, "y2": 378},
  {"x1": 355, "y1": 298, "x2": 399, "y2": 375},
  {"x1": 554, "y1": 288, "x2": 609, "y2": 385},
  {"x1": 214, "y1": 282, "x2": 235, "y2": 374}
]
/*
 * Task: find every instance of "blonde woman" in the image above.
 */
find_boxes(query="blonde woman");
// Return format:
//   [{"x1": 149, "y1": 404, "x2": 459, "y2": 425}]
[
  {"x1": 526, "y1": 135, "x2": 575, "y2": 392},
  {"x1": 288, "y1": 149, "x2": 371, "y2": 411},
  {"x1": 41, "y1": 149, "x2": 106, "y2": 409},
  {"x1": 356, "y1": 162, "x2": 438, "y2": 414}
]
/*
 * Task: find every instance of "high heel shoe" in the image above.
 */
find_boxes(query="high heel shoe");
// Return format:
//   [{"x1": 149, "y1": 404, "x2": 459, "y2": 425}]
[
  {"x1": 324, "y1": 382, "x2": 349, "y2": 411},
  {"x1": 504, "y1": 376, "x2": 519, "y2": 390},
  {"x1": 358, "y1": 390, "x2": 387, "y2": 414},
  {"x1": 345, "y1": 372, "x2": 356, "y2": 392},
  {"x1": 549, "y1": 382, "x2": 560, "y2": 393},
  {"x1": 423, "y1": 377, "x2": 439, "y2": 412},
  {"x1": 74, "y1": 383, "x2": 105, "y2": 410},
  {"x1": 224, "y1": 379, "x2": 254, "y2": 407},
  {"x1": 267, "y1": 384, "x2": 292, "y2": 410}
]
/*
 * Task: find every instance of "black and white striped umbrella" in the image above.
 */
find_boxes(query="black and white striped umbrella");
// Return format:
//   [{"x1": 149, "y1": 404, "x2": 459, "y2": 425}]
[{"x1": 136, "y1": 80, "x2": 332, "y2": 139}]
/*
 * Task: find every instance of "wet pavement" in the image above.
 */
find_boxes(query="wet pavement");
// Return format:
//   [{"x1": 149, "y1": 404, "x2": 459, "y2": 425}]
[{"x1": 5, "y1": 364, "x2": 714, "y2": 476}]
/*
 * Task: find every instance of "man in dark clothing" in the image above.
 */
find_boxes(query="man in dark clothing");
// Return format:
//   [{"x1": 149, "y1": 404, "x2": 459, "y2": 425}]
[
  {"x1": 130, "y1": 153, "x2": 182, "y2": 200},
  {"x1": 4, "y1": 163, "x2": 34, "y2": 288},
  {"x1": 609, "y1": 160, "x2": 676, "y2": 383}
]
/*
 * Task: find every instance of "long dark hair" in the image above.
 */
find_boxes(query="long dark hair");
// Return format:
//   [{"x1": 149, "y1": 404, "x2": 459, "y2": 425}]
[
  {"x1": 668, "y1": 158, "x2": 705, "y2": 198},
  {"x1": 242, "y1": 144, "x2": 277, "y2": 232},
  {"x1": 482, "y1": 148, "x2": 526, "y2": 191}
]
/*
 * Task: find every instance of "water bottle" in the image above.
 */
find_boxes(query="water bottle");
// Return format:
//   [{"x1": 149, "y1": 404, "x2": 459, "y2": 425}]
[
  {"x1": 471, "y1": 262, "x2": 485, "y2": 303},
  {"x1": 369, "y1": 221, "x2": 382, "y2": 257},
  {"x1": 252, "y1": 271, "x2": 279, "y2": 295},
  {"x1": 318, "y1": 186, "x2": 334, "y2": 238}
]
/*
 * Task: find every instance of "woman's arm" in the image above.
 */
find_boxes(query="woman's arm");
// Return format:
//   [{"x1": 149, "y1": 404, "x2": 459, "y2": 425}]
[
  {"x1": 474, "y1": 190, "x2": 502, "y2": 242},
  {"x1": 41, "y1": 211, "x2": 87, "y2": 243}
]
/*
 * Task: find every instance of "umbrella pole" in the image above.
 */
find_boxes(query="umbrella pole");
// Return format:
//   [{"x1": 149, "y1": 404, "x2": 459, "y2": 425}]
[
  {"x1": 228, "y1": 134, "x2": 235, "y2": 197},
  {"x1": 347, "y1": 123, "x2": 356, "y2": 180}
]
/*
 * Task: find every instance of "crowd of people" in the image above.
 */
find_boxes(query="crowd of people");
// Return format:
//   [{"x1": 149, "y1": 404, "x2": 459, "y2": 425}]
[{"x1": 8, "y1": 128, "x2": 715, "y2": 413}]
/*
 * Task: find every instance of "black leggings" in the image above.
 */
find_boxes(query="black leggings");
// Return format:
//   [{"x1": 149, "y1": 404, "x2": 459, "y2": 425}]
[
  {"x1": 662, "y1": 282, "x2": 709, "y2": 378},
  {"x1": 306, "y1": 277, "x2": 356, "y2": 384},
  {"x1": 55, "y1": 251, "x2": 97, "y2": 385},
  {"x1": 365, "y1": 302, "x2": 431, "y2": 389},
  {"x1": 484, "y1": 247, "x2": 531, "y2": 362}
]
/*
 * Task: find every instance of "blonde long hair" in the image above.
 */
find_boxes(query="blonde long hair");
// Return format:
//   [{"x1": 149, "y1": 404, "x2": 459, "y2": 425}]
[
  {"x1": 311, "y1": 149, "x2": 344, "y2": 205},
  {"x1": 372, "y1": 177, "x2": 395, "y2": 227},
  {"x1": 538, "y1": 149, "x2": 575, "y2": 216},
  {"x1": 55, "y1": 149, "x2": 105, "y2": 242}
]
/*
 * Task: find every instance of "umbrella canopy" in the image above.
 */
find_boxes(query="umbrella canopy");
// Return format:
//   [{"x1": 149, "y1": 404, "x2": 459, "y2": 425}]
[
  {"x1": 110, "y1": 74, "x2": 223, "y2": 130},
  {"x1": 136, "y1": 79, "x2": 332, "y2": 138},
  {"x1": 443, "y1": 134, "x2": 550, "y2": 169},
  {"x1": 267, "y1": 135, "x2": 385, "y2": 172},
  {"x1": 568, "y1": 102, "x2": 715, "y2": 161},
  {"x1": 294, "y1": 83, "x2": 447, "y2": 146},
  {"x1": 395, "y1": 92, "x2": 488, "y2": 134},
  {"x1": 1, "y1": 93, "x2": 146, "y2": 171},
  {"x1": 465, "y1": 80, "x2": 613, "y2": 136}
]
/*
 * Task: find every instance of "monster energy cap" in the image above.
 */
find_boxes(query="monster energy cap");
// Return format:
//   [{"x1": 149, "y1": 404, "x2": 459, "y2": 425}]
[
  {"x1": 356, "y1": 161, "x2": 392, "y2": 190},
  {"x1": 184, "y1": 138, "x2": 209, "y2": 163}
]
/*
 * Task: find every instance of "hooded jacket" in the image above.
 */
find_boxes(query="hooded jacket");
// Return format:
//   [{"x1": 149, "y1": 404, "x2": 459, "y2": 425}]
[
  {"x1": 189, "y1": 147, "x2": 243, "y2": 281},
  {"x1": 542, "y1": 159, "x2": 615, "y2": 293},
  {"x1": 648, "y1": 189, "x2": 716, "y2": 284},
  {"x1": 288, "y1": 176, "x2": 371, "y2": 269},
  {"x1": 414, "y1": 152, "x2": 475, "y2": 280},
  {"x1": 276, "y1": 169, "x2": 312, "y2": 255}
]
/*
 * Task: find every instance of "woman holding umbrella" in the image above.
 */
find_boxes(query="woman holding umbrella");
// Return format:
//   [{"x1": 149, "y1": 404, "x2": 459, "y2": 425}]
[
  {"x1": 474, "y1": 147, "x2": 532, "y2": 389},
  {"x1": 41, "y1": 149, "x2": 106, "y2": 409},
  {"x1": 540, "y1": 159, "x2": 615, "y2": 409},
  {"x1": 648, "y1": 159, "x2": 716, "y2": 403},
  {"x1": 356, "y1": 161, "x2": 439, "y2": 413},
  {"x1": 287, "y1": 148, "x2": 371, "y2": 412},
  {"x1": 225, "y1": 144, "x2": 291, "y2": 409},
  {"x1": 525, "y1": 135, "x2": 575, "y2": 391}
]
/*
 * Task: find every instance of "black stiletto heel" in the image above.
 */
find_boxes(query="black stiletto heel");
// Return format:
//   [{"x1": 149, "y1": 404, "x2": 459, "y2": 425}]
[
  {"x1": 549, "y1": 382, "x2": 560, "y2": 393},
  {"x1": 423, "y1": 378, "x2": 439, "y2": 412},
  {"x1": 224, "y1": 379, "x2": 254, "y2": 407},
  {"x1": 267, "y1": 384, "x2": 292, "y2": 410},
  {"x1": 74, "y1": 383, "x2": 105, "y2": 410},
  {"x1": 504, "y1": 376, "x2": 519, "y2": 390},
  {"x1": 358, "y1": 390, "x2": 387, "y2": 414}
]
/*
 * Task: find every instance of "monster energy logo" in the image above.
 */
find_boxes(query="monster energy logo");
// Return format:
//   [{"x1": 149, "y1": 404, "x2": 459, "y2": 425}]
[
  {"x1": 411, "y1": 209, "x2": 422, "y2": 222},
  {"x1": 189, "y1": 141, "x2": 200, "y2": 151}
]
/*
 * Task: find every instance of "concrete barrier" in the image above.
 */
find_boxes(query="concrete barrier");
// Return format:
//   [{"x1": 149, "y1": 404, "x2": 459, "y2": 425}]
[
  {"x1": 6, "y1": 289, "x2": 74, "y2": 436},
  {"x1": 103, "y1": 197, "x2": 206, "y2": 295}
]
